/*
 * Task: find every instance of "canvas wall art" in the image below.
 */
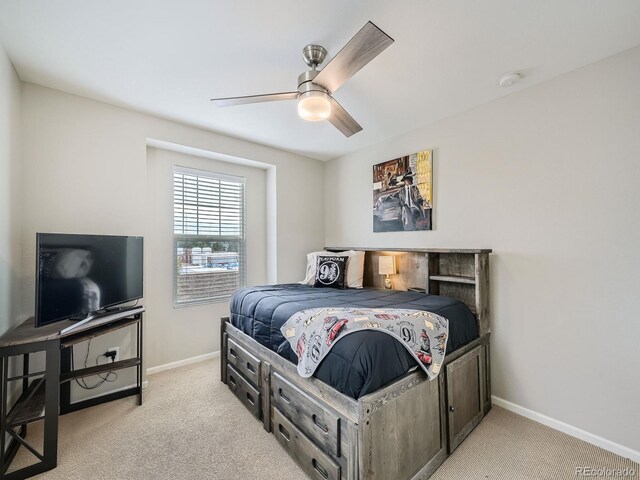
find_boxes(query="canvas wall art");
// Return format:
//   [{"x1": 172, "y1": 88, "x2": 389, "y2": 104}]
[{"x1": 372, "y1": 150, "x2": 432, "y2": 232}]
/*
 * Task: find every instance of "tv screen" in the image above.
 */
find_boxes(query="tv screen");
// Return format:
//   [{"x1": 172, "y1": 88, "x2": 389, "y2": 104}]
[{"x1": 35, "y1": 233, "x2": 143, "y2": 327}]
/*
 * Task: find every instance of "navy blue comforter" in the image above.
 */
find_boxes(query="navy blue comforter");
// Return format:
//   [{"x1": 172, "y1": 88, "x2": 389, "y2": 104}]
[{"x1": 230, "y1": 284, "x2": 478, "y2": 399}]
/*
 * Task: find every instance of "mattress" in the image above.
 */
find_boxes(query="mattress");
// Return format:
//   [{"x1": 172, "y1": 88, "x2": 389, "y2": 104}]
[{"x1": 230, "y1": 284, "x2": 479, "y2": 399}]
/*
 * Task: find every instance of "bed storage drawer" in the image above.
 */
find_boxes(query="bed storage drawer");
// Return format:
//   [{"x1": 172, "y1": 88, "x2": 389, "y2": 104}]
[
  {"x1": 274, "y1": 407, "x2": 341, "y2": 480},
  {"x1": 227, "y1": 338, "x2": 261, "y2": 387},
  {"x1": 272, "y1": 372, "x2": 341, "y2": 457},
  {"x1": 227, "y1": 363, "x2": 261, "y2": 420}
]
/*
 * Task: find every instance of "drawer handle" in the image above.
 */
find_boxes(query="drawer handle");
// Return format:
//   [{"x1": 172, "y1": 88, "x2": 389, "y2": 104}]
[
  {"x1": 246, "y1": 362, "x2": 256, "y2": 374},
  {"x1": 279, "y1": 388, "x2": 291, "y2": 404},
  {"x1": 246, "y1": 392, "x2": 255, "y2": 406},
  {"x1": 229, "y1": 375, "x2": 237, "y2": 387},
  {"x1": 312, "y1": 414, "x2": 329, "y2": 434},
  {"x1": 449, "y1": 405, "x2": 455, "y2": 413},
  {"x1": 229, "y1": 348, "x2": 238, "y2": 360},
  {"x1": 313, "y1": 459, "x2": 329, "y2": 479},
  {"x1": 278, "y1": 423, "x2": 290, "y2": 442}
]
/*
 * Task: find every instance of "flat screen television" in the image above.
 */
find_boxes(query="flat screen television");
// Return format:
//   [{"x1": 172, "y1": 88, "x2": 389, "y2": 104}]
[{"x1": 35, "y1": 233, "x2": 143, "y2": 327}]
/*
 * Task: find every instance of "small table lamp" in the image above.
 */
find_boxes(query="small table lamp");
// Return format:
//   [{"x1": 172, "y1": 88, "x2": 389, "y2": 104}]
[{"x1": 379, "y1": 256, "x2": 396, "y2": 289}]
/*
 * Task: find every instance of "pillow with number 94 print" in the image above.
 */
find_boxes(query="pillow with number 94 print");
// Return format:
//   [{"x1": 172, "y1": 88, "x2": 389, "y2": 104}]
[{"x1": 313, "y1": 256, "x2": 348, "y2": 289}]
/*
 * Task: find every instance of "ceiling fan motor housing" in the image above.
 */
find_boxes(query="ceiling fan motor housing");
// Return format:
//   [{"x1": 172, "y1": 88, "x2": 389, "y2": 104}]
[{"x1": 297, "y1": 70, "x2": 329, "y2": 96}]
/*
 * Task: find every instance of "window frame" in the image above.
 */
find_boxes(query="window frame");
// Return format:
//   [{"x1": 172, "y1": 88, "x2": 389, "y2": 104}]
[{"x1": 172, "y1": 165, "x2": 247, "y2": 307}]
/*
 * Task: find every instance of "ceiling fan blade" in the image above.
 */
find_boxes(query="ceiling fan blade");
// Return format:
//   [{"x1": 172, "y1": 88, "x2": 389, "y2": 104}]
[
  {"x1": 328, "y1": 97, "x2": 362, "y2": 137},
  {"x1": 313, "y1": 21, "x2": 394, "y2": 94},
  {"x1": 211, "y1": 91, "x2": 298, "y2": 107}
]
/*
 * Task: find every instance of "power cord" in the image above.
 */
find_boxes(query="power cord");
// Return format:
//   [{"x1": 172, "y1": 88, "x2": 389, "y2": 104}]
[{"x1": 72, "y1": 338, "x2": 118, "y2": 390}]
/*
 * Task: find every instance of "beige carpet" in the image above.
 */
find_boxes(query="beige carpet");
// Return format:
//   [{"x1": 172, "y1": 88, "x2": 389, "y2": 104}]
[{"x1": 11, "y1": 359, "x2": 638, "y2": 479}]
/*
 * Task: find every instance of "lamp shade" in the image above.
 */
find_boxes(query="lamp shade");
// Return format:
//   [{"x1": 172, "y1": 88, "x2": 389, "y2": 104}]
[{"x1": 378, "y1": 256, "x2": 396, "y2": 275}]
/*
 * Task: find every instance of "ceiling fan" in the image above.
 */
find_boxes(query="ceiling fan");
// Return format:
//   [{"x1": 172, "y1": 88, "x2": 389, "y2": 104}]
[{"x1": 211, "y1": 21, "x2": 394, "y2": 137}]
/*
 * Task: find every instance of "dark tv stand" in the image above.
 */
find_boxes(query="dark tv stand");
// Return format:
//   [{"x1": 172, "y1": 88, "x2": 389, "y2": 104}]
[{"x1": 0, "y1": 308, "x2": 144, "y2": 479}]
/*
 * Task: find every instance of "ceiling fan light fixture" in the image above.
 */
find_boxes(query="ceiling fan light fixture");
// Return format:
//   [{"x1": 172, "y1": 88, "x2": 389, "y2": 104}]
[{"x1": 297, "y1": 91, "x2": 332, "y2": 121}]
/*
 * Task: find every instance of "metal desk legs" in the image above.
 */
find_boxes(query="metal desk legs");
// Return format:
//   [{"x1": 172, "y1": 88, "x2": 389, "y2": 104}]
[{"x1": 0, "y1": 339, "x2": 59, "y2": 480}]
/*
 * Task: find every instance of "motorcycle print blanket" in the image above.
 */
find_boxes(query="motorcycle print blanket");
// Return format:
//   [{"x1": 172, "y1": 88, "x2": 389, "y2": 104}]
[{"x1": 281, "y1": 307, "x2": 449, "y2": 381}]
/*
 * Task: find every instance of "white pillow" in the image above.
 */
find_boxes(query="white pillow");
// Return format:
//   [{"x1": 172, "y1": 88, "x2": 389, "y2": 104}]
[
  {"x1": 301, "y1": 251, "x2": 330, "y2": 285},
  {"x1": 300, "y1": 250, "x2": 365, "y2": 289},
  {"x1": 340, "y1": 250, "x2": 365, "y2": 289}
]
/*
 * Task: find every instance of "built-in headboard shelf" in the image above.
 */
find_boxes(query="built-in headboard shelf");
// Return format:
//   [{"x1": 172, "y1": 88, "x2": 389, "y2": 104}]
[{"x1": 325, "y1": 247, "x2": 492, "y2": 335}]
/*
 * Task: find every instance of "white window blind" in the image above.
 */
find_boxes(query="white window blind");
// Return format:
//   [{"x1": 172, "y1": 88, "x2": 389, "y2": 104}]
[{"x1": 173, "y1": 166, "x2": 246, "y2": 306}]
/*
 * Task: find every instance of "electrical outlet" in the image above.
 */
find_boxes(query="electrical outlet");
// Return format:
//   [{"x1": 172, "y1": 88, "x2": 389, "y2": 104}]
[{"x1": 108, "y1": 347, "x2": 120, "y2": 362}]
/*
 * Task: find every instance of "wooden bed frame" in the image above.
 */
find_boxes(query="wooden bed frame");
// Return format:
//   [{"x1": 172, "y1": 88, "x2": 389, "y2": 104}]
[{"x1": 220, "y1": 248, "x2": 491, "y2": 480}]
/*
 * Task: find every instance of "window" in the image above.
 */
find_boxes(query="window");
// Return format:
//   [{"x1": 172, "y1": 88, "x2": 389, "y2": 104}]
[{"x1": 173, "y1": 166, "x2": 246, "y2": 306}]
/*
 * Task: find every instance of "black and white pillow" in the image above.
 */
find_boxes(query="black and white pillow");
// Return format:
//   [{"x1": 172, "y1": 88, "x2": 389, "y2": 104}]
[{"x1": 314, "y1": 256, "x2": 348, "y2": 289}]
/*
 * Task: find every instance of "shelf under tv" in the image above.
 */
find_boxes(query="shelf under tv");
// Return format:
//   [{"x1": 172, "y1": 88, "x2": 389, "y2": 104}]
[
  {"x1": 6, "y1": 378, "x2": 47, "y2": 428},
  {"x1": 60, "y1": 358, "x2": 141, "y2": 384}
]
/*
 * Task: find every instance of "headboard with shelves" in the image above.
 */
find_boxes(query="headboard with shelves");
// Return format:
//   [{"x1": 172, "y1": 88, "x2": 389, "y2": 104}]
[{"x1": 325, "y1": 247, "x2": 492, "y2": 335}]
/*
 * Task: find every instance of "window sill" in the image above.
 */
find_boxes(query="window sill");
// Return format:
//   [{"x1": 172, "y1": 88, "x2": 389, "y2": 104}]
[{"x1": 173, "y1": 296, "x2": 231, "y2": 308}]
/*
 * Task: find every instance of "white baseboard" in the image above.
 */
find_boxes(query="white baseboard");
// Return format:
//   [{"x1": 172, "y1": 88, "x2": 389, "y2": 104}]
[
  {"x1": 492, "y1": 395, "x2": 640, "y2": 464},
  {"x1": 146, "y1": 351, "x2": 220, "y2": 376}
]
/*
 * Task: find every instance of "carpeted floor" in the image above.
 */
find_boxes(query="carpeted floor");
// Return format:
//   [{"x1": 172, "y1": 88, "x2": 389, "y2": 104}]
[{"x1": 11, "y1": 358, "x2": 638, "y2": 479}]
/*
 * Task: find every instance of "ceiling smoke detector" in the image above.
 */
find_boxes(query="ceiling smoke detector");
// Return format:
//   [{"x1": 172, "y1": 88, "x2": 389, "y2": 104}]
[{"x1": 498, "y1": 72, "x2": 522, "y2": 87}]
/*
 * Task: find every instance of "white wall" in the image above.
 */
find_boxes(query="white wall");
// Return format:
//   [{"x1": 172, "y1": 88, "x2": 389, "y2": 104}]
[
  {"x1": 324, "y1": 47, "x2": 640, "y2": 455},
  {"x1": 0, "y1": 45, "x2": 22, "y2": 335},
  {"x1": 19, "y1": 83, "x2": 324, "y2": 399},
  {"x1": 145, "y1": 147, "x2": 267, "y2": 369}
]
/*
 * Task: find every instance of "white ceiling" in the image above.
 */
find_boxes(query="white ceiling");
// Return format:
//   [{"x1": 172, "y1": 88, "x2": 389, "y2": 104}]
[{"x1": 1, "y1": 1, "x2": 639, "y2": 161}]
